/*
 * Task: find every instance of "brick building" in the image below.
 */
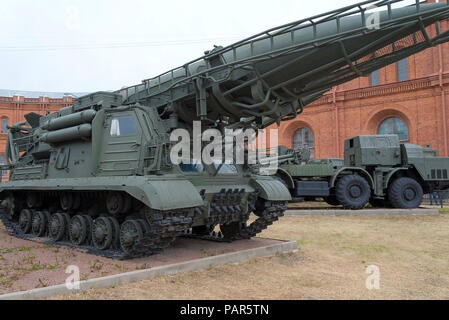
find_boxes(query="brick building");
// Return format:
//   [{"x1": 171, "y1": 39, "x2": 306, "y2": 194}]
[
  {"x1": 0, "y1": 91, "x2": 84, "y2": 175},
  {"x1": 276, "y1": 2, "x2": 449, "y2": 159}
]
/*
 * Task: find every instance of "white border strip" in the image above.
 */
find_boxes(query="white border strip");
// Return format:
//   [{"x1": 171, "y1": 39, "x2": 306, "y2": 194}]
[
  {"x1": 285, "y1": 209, "x2": 439, "y2": 216},
  {"x1": 0, "y1": 240, "x2": 298, "y2": 300}
]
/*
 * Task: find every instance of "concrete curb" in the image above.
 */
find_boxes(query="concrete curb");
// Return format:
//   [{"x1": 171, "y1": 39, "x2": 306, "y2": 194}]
[
  {"x1": 0, "y1": 240, "x2": 298, "y2": 300},
  {"x1": 285, "y1": 209, "x2": 439, "y2": 216}
]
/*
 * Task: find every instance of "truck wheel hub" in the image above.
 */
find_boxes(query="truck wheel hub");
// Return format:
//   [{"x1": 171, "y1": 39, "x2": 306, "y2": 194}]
[
  {"x1": 404, "y1": 188, "x2": 416, "y2": 201},
  {"x1": 95, "y1": 226, "x2": 105, "y2": 241},
  {"x1": 349, "y1": 185, "x2": 362, "y2": 198}
]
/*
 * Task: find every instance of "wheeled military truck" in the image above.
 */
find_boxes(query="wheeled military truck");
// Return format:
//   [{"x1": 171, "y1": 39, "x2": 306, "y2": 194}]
[{"x1": 274, "y1": 135, "x2": 449, "y2": 209}]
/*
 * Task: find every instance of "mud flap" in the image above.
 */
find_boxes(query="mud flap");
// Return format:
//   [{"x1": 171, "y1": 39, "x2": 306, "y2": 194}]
[{"x1": 250, "y1": 177, "x2": 292, "y2": 201}]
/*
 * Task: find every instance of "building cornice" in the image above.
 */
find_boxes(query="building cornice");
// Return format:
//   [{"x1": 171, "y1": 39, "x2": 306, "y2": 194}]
[{"x1": 310, "y1": 73, "x2": 449, "y2": 106}]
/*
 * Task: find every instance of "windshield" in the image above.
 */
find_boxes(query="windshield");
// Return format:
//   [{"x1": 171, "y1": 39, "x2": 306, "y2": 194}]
[
  {"x1": 178, "y1": 159, "x2": 238, "y2": 175},
  {"x1": 179, "y1": 160, "x2": 206, "y2": 173},
  {"x1": 331, "y1": 159, "x2": 344, "y2": 167}
]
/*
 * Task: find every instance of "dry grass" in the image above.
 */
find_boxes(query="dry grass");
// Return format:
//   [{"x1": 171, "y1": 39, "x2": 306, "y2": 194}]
[{"x1": 53, "y1": 214, "x2": 449, "y2": 300}]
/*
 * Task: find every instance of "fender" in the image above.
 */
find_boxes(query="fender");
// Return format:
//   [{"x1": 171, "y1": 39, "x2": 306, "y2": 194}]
[
  {"x1": 276, "y1": 168, "x2": 295, "y2": 189},
  {"x1": 0, "y1": 176, "x2": 204, "y2": 212},
  {"x1": 384, "y1": 168, "x2": 409, "y2": 189},
  {"x1": 125, "y1": 179, "x2": 204, "y2": 211},
  {"x1": 329, "y1": 167, "x2": 375, "y2": 189},
  {"x1": 250, "y1": 177, "x2": 292, "y2": 201}
]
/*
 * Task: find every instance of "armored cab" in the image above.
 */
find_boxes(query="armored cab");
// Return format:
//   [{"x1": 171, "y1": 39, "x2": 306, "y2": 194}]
[{"x1": 344, "y1": 135, "x2": 402, "y2": 168}]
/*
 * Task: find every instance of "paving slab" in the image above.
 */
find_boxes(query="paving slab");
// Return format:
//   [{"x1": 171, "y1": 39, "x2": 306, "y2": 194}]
[{"x1": 285, "y1": 208, "x2": 439, "y2": 216}]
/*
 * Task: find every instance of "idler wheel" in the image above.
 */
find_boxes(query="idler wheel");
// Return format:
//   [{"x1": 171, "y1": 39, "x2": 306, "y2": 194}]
[
  {"x1": 18, "y1": 209, "x2": 33, "y2": 234},
  {"x1": 106, "y1": 192, "x2": 125, "y2": 216},
  {"x1": 120, "y1": 220, "x2": 144, "y2": 254},
  {"x1": 31, "y1": 211, "x2": 47, "y2": 237},
  {"x1": 60, "y1": 193, "x2": 74, "y2": 211},
  {"x1": 70, "y1": 215, "x2": 88, "y2": 246},
  {"x1": 92, "y1": 217, "x2": 113, "y2": 250},
  {"x1": 26, "y1": 193, "x2": 43, "y2": 209},
  {"x1": 49, "y1": 213, "x2": 67, "y2": 241}
]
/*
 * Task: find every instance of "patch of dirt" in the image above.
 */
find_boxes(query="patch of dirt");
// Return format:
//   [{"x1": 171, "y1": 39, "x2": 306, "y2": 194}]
[{"x1": 0, "y1": 222, "x2": 280, "y2": 295}]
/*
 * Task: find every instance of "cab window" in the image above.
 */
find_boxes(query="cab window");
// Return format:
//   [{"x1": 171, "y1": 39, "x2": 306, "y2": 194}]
[
  {"x1": 110, "y1": 116, "x2": 137, "y2": 136},
  {"x1": 179, "y1": 161, "x2": 206, "y2": 173},
  {"x1": 213, "y1": 162, "x2": 238, "y2": 175}
]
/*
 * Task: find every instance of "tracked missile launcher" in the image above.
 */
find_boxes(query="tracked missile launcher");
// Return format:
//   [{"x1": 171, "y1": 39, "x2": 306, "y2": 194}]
[{"x1": 1, "y1": 0, "x2": 449, "y2": 258}]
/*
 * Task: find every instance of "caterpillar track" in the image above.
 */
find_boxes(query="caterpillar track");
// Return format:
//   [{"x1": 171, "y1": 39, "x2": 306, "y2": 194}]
[
  {"x1": 0, "y1": 190, "x2": 287, "y2": 260},
  {"x1": 183, "y1": 200, "x2": 288, "y2": 242},
  {"x1": 0, "y1": 205, "x2": 196, "y2": 260}
]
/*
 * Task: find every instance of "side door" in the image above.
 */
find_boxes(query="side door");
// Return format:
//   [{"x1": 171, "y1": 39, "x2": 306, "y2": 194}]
[{"x1": 97, "y1": 111, "x2": 143, "y2": 176}]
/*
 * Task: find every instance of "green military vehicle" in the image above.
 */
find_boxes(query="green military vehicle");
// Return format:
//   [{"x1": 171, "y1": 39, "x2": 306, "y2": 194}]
[
  {"x1": 0, "y1": 92, "x2": 290, "y2": 258},
  {"x1": 1, "y1": 0, "x2": 449, "y2": 257},
  {"x1": 274, "y1": 135, "x2": 449, "y2": 210}
]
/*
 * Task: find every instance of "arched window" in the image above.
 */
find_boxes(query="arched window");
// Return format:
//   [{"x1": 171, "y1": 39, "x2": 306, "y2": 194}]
[
  {"x1": 292, "y1": 128, "x2": 314, "y2": 158},
  {"x1": 378, "y1": 117, "x2": 408, "y2": 141},
  {"x1": 1, "y1": 118, "x2": 8, "y2": 134}
]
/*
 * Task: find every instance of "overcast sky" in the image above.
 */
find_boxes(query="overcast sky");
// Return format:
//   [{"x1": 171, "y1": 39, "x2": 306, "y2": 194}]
[{"x1": 1, "y1": 0, "x2": 415, "y2": 93}]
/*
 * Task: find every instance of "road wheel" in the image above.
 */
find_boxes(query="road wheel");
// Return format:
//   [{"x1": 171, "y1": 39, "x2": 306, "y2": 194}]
[
  {"x1": 92, "y1": 217, "x2": 114, "y2": 250},
  {"x1": 120, "y1": 220, "x2": 144, "y2": 254},
  {"x1": 70, "y1": 215, "x2": 88, "y2": 246},
  {"x1": 335, "y1": 175, "x2": 371, "y2": 210},
  {"x1": 31, "y1": 211, "x2": 47, "y2": 237},
  {"x1": 49, "y1": 213, "x2": 67, "y2": 241},
  {"x1": 388, "y1": 177, "x2": 423, "y2": 209}
]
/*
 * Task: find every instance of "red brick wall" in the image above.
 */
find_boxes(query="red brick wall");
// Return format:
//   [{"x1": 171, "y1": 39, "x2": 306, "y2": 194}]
[{"x1": 0, "y1": 96, "x2": 73, "y2": 161}]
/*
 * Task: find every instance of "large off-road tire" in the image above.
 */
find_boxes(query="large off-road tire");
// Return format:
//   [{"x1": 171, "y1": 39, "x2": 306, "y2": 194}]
[
  {"x1": 388, "y1": 177, "x2": 423, "y2": 209},
  {"x1": 335, "y1": 175, "x2": 371, "y2": 210}
]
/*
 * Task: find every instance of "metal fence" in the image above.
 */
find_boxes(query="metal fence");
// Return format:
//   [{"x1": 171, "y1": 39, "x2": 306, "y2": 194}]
[{"x1": 422, "y1": 191, "x2": 449, "y2": 208}]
